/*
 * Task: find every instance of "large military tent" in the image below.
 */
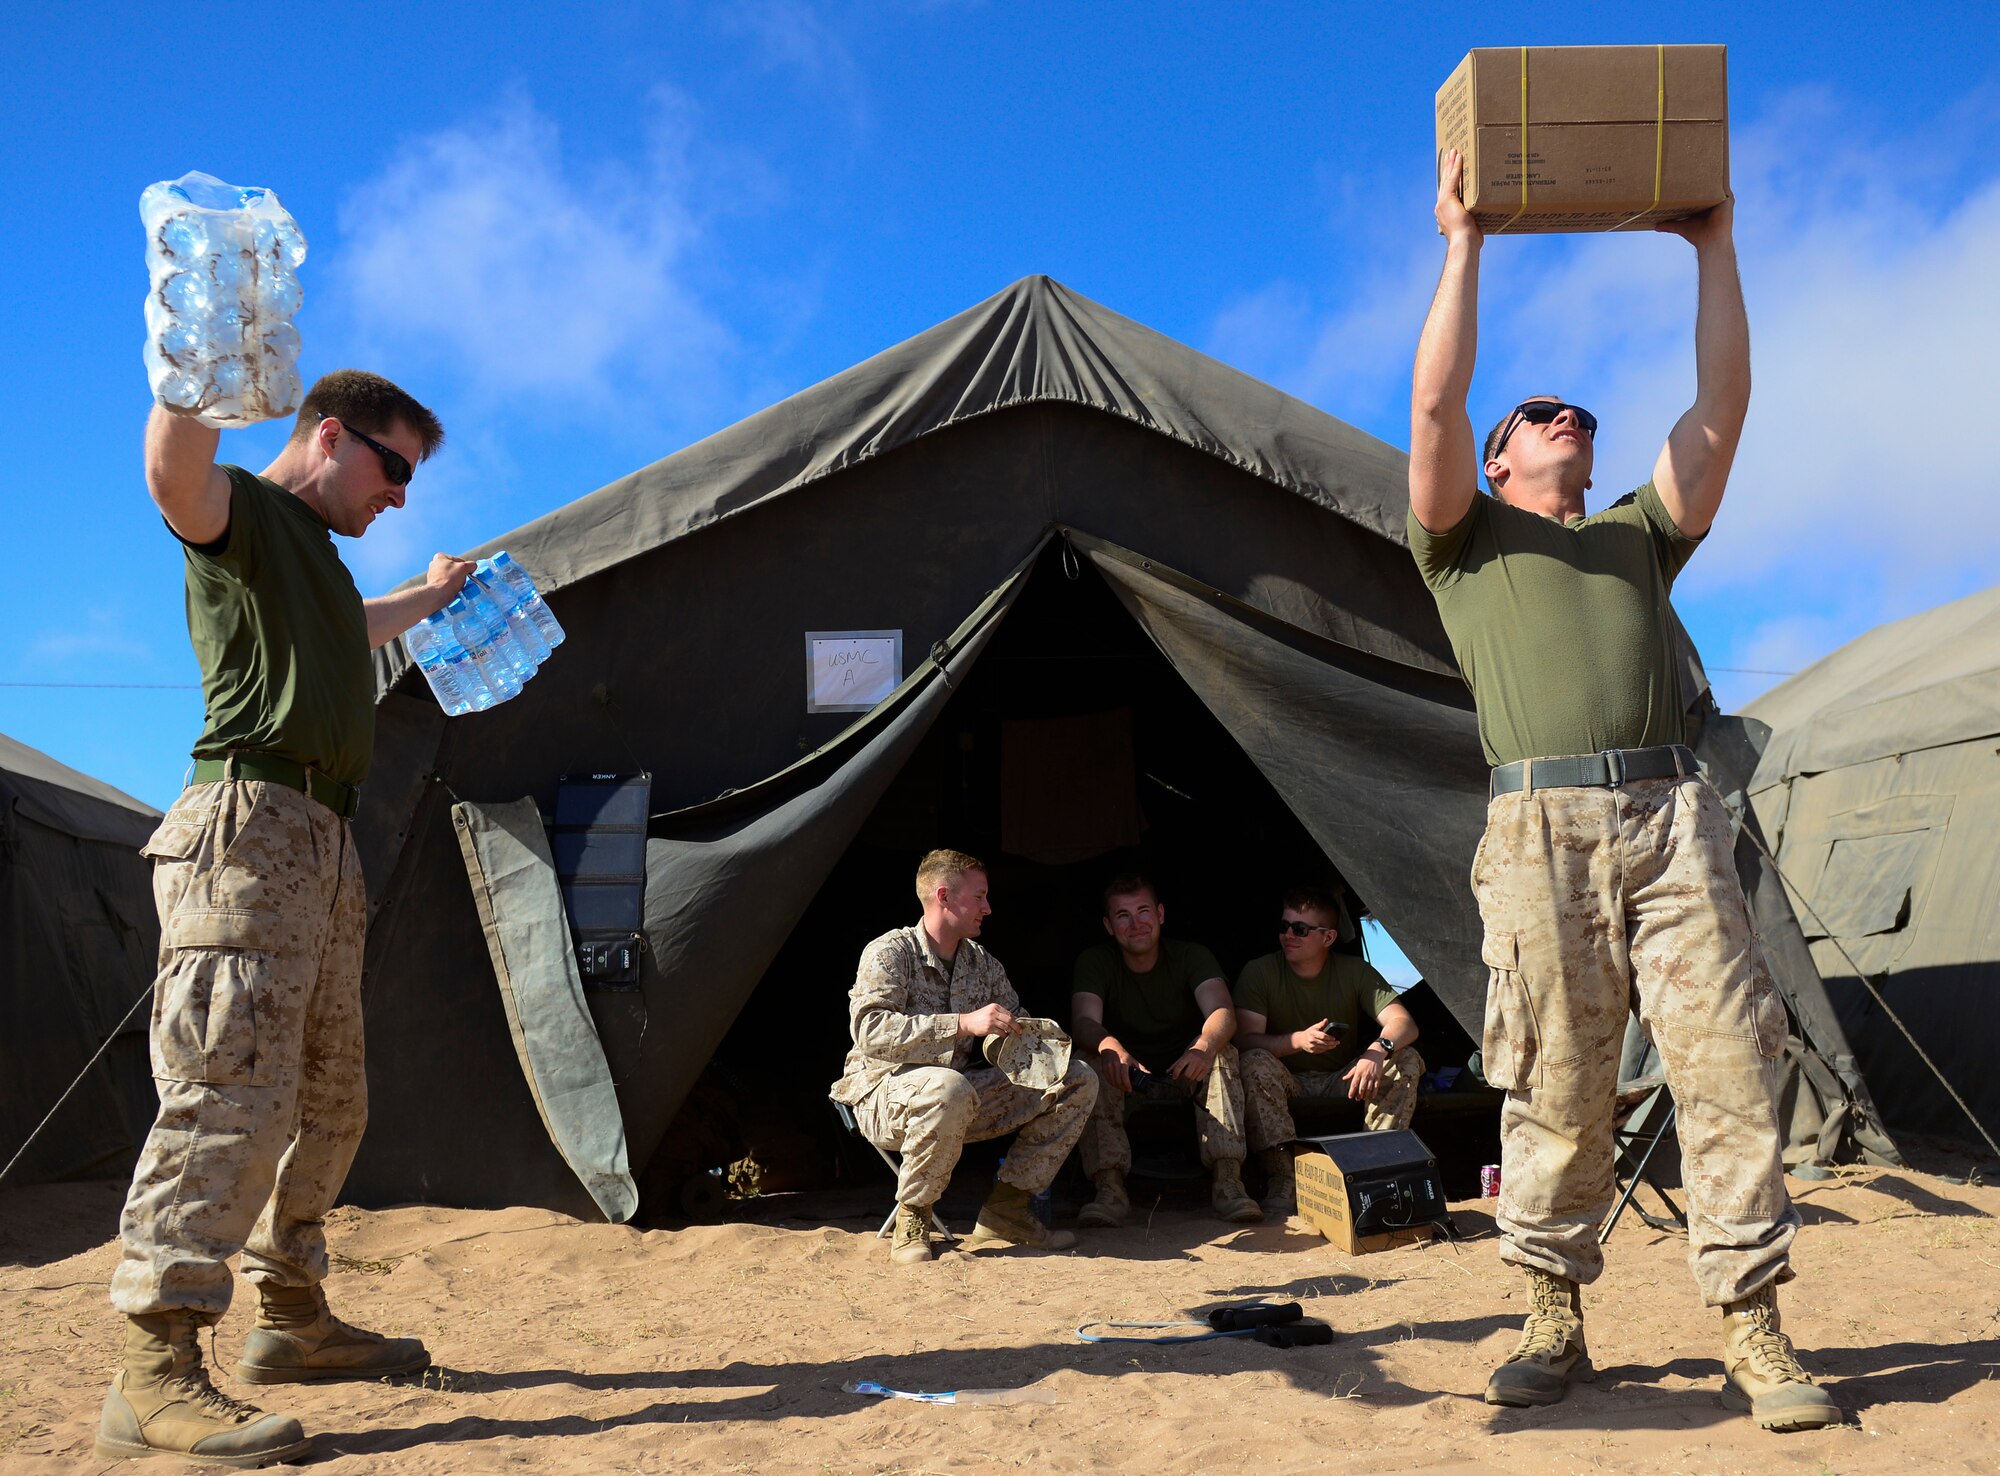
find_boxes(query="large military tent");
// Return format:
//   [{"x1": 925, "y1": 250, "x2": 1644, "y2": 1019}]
[
  {"x1": 1744, "y1": 584, "x2": 2000, "y2": 1151},
  {"x1": 346, "y1": 276, "x2": 1890, "y2": 1219},
  {"x1": 1, "y1": 733, "x2": 161, "y2": 1185}
]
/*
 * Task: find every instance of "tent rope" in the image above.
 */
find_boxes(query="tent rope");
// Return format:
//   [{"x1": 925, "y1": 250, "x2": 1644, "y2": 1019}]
[
  {"x1": 0, "y1": 979, "x2": 155, "y2": 1189},
  {"x1": 1743, "y1": 823, "x2": 2000, "y2": 1163}
]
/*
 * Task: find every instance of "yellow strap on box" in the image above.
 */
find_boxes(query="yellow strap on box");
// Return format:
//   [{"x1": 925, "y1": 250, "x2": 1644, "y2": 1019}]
[
  {"x1": 1498, "y1": 46, "x2": 1530, "y2": 234},
  {"x1": 1610, "y1": 44, "x2": 1668, "y2": 232}
]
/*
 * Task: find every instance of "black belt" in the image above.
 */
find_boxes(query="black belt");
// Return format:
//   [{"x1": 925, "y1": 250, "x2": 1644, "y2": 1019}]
[
  {"x1": 189, "y1": 752, "x2": 362, "y2": 820},
  {"x1": 1490, "y1": 744, "x2": 1696, "y2": 799}
]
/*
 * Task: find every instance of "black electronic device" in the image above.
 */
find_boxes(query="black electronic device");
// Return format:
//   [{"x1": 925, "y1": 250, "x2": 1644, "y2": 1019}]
[
  {"x1": 552, "y1": 772, "x2": 650, "y2": 989},
  {"x1": 1293, "y1": 1129, "x2": 1455, "y2": 1248}
]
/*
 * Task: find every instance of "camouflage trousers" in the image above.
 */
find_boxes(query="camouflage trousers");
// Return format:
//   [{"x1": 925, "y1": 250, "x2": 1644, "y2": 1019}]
[
  {"x1": 1079, "y1": 1044, "x2": 1247, "y2": 1176},
  {"x1": 111, "y1": 780, "x2": 368, "y2": 1318},
  {"x1": 852, "y1": 1059, "x2": 1096, "y2": 1208},
  {"x1": 1239, "y1": 1044, "x2": 1425, "y2": 1150},
  {"x1": 1473, "y1": 772, "x2": 1798, "y2": 1307}
]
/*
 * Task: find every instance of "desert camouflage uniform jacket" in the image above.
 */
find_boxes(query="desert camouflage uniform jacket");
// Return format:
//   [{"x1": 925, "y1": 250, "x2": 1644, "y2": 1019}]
[{"x1": 829, "y1": 924, "x2": 1022, "y2": 1106}]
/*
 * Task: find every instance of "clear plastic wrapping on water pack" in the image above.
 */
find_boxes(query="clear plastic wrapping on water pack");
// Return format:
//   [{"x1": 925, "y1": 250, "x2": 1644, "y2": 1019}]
[
  {"x1": 140, "y1": 171, "x2": 307, "y2": 428},
  {"x1": 404, "y1": 552, "x2": 567, "y2": 716}
]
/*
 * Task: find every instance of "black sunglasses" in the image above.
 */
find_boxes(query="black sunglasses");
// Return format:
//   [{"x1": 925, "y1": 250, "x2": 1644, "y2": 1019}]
[
  {"x1": 1278, "y1": 920, "x2": 1332, "y2": 938},
  {"x1": 341, "y1": 423, "x2": 413, "y2": 487},
  {"x1": 1495, "y1": 400, "x2": 1598, "y2": 455}
]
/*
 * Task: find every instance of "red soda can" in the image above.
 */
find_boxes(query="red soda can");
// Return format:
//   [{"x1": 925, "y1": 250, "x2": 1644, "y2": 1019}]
[{"x1": 1479, "y1": 1164, "x2": 1501, "y2": 1198}]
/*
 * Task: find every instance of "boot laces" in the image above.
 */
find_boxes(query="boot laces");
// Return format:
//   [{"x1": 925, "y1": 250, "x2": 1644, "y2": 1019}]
[
  {"x1": 893, "y1": 1207, "x2": 928, "y2": 1247},
  {"x1": 166, "y1": 1348, "x2": 265, "y2": 1425},
  {"x1": 321, "y1": 1311, "x2": 382, "y2": 1344},
  {"x1": 1736, "y1": 1296, "x2": 1809, "y2": 1384},
  {"x1": 1511, "y1": 1276, "x2": 1577, "y2": 1362}
]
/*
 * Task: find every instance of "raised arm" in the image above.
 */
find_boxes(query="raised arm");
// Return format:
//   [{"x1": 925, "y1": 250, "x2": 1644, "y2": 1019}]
[
  {"x1": 1409, "y1": 148, "x2": 1484, "y2": 536},
  {"x1": 144, "y1": 405, "x2": 233, "y2": 545},
  {"x1": 1650, "y1": 198, "x2": 1748, "y2": 537}
]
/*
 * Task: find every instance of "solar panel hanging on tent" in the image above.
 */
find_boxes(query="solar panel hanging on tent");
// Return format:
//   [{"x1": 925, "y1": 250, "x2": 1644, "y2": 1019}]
[{"x1": 551, "y1": 772, "x2": 650, "y2": 989}]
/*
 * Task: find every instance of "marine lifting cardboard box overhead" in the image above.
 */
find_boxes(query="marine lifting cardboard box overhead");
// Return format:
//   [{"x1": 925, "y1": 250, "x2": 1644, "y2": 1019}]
[{"x1": 1435, "y1": 44, "x2": 1729, "y2": 234}]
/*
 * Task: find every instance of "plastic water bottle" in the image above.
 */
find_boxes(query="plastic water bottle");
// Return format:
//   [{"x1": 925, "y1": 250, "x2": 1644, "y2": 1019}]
[
  {"x1": 447, "y1": 594, "x2": 521, "y2": 703},
  {"x1": 490, "y1": 550, "x2": 565, "y2": 650},
  {"x1": 403, "y1": 612, "x2": 481, "y2": 716},
  {"x1": 139, "y1": 171, "x2": 308, "y2": 428},
  {"x1": 461, "y1": 577, "x2": 533, "y2": 683},
  {"x1": 474, "y1": 564, "x2": 549, "y2": 666}
]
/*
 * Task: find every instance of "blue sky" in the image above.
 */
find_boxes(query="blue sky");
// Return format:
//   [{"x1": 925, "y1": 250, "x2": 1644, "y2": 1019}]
[{"x1": 5, "y1": 0, "x2": 1998, "y2": 861}]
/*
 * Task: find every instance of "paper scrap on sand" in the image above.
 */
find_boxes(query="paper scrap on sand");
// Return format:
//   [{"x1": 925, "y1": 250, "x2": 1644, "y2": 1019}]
[{"x1": 844, "y1": 1378, "x2": 1058, "y2": 1406}]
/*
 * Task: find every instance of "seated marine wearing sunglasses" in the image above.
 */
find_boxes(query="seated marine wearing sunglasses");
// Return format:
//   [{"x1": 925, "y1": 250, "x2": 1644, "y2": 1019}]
[
  {"x1": 1231, "y1": 887, "x2": 1422, "y2": 1219},
  {"x1": 1405, "y1": 152, "x2": 1837, "y2": 1432}
]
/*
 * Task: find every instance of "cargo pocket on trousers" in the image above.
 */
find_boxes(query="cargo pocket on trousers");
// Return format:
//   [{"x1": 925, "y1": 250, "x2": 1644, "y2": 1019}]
[
  {"x1": 1479, "y1": 931, "x2": 1540, "y2": 1090},
  {"x1": 1747, "y1": 940, "x2": 1789, "y2": 1060},
  {"x1": 155, "y1": 881, "x2": 285, "y2": 1085},
  {"x1": 151, "y1": 949, "x2": 262, "y2": 1085}
]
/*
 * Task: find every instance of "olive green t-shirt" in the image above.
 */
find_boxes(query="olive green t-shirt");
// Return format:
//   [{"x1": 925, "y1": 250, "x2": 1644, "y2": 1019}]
[
  {"x1": 1234, "y1": 951, "x2": 1401, "y2": 1076},
  {"x1": 179, "y1": 466, "x2": 373, "y2": 787},
  {"x1": 1071, "y1": 937, "x2": 1225, "y2": 1070},
  {"x1": 1406, "y1": 483, "x2": 1700, "y2": 767}
]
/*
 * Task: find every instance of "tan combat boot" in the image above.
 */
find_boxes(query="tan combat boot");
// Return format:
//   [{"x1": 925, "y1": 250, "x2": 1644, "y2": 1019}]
[
  {"x1": 1484, "y1": 1268, "x2": 1592, "y2": 1407},
  {"x1": 96, "y1": 1312, "x2": 310, "y2": 1468},
  {"x1": 889, "y1": 1204, "x2": 936, "y2": 1265},
  {"x1": 1258, "y1": 1148, "x2": 1296, "y2": 1219},
  {"x1": 1719, "y1": 1285, "x2": 1842, "y2": 1431},
  {"x1": 235, "y1": 1283, "x2": 430, "y2": 1385},
  {"x1": 1211, "y1": 1160, "x2": 1264, "y2": 1224},
  {"x1": 1076, "y1": 1170, "x2": 1129, "y2": 1229},
  {"x1": 966, "y1": 1182, "x2": 1077, "y2": 1251}
]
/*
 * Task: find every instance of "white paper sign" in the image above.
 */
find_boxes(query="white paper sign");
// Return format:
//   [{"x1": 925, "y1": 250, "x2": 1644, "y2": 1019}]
[{"x1": 806, "y1": 630, "x2": 902, "y2": 713}]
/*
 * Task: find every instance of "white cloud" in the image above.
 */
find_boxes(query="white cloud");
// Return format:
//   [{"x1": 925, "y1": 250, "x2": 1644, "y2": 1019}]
[
  {"x1": 723, "y1": 0, "x2": 870, "y2": 132},
  {"x1": 23, "y1": 606, "x2": 159, "y2": 670},
  {"x1": 327, "y1": 91, "x2": 737, "y2": 418}
]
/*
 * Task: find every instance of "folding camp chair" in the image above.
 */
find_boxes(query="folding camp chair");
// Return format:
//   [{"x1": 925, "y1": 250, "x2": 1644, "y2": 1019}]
[
  {"x1": 1599, "y1": 1077, "x2": 1688, "y2": 1243},
  {"x1": 832, "y1": 1101, "x2": 954, "y2": 1241}
]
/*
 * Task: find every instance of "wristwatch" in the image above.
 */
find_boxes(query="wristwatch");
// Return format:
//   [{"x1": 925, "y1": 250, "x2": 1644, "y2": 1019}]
[{"x1": 1369, "y1": 1036, "x2": 1395, "y2": 1058}]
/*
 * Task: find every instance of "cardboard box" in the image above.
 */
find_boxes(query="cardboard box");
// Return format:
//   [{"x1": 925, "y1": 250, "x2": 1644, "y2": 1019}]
[
  {"x1": 1292, "y1": 1130, "x2": 1451, "y2": 1255},
  {"x1": 1435, "y1": 45, "x2": 1728, "y2": 234}
]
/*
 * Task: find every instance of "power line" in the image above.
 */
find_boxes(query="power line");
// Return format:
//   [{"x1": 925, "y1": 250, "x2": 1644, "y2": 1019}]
[{"x1": 0, "y1": 682, "x2": 199, "y2": 689}]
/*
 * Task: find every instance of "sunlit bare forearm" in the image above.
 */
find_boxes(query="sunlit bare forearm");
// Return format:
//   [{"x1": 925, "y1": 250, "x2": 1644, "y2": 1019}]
[
  {"x1": 1655, "y1": 233, "x2": 1750, "y2": 536},
  {"x1": 363, "y1": 585, "x2": 455, "y2": 650},
  {"x1": 1409, "y1": 235, "x2": 1483, "y2": 534}
]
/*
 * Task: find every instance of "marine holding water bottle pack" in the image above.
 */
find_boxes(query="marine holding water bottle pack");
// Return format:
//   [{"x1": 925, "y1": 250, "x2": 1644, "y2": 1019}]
[
  {"x1": 404, "y1": 552, "x2": 567, "y2": 715},
  {"x1": 140, "y1": 171, "x2": 309, "y2": 427}
]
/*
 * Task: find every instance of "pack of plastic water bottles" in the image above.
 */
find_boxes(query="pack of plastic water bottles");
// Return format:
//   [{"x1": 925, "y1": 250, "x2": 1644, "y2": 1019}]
[
  {"x1": 404, "y1": 552, "x2": 567, "y2": 715},
  {"x1": 140, "y1": 171, "x2": 308, "y2": 427}
]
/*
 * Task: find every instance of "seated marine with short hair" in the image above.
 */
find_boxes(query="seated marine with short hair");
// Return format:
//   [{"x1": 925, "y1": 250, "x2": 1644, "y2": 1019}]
[
  {"x1": 1235, "y1": 886, "x2": 1424, "y2": 1218},
  {"x1": 1070, "y1": 874, "x2": 1261, "y2": 1228},
  {"x1": 830, "y1": 849, "x2": 1098, "y2": 1265}
]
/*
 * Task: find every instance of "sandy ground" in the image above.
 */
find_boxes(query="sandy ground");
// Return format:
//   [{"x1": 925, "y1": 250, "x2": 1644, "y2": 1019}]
[{"x1": 2, "y1": 1164, "x2": 1997, "y2": 1475}]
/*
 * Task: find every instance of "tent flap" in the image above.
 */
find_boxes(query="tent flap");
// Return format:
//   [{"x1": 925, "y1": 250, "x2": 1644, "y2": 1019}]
[
  {"x1": 623, "y1": 553, "x2": 1039, "y2": 1159},
  {"x1": 1078, "y1": 535, "x2": 1493, "y2": 1032},
  {"x1": 452, "y1": 797, "x2": 638, "y2": 1223}
]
